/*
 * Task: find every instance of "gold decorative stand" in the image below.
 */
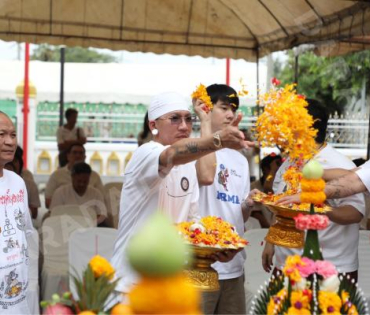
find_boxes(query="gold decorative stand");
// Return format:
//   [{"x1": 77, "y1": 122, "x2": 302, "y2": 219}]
[
  {"x1": 265, "y1": 204, "x2": 305, "y2": 248},
  {"x1": 184, "y1": 245, "x2": 221, "y2": 291}
]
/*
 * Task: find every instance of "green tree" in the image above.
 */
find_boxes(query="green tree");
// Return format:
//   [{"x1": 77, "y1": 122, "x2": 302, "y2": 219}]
[
  {"x1": 274, "y1": 50, "x2": 370, "y2": 115},
  {"x1": 31, "y1": 44, "x2": 117, "y2": 63}
]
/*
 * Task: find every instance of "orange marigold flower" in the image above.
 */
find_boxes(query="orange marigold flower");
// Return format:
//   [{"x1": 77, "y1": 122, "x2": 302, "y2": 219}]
[
  {"x1": 89, "y1": 255, "x2": 115, "y2": 280},
  {"x1": 128, "y1": 274, "x2": 201, "y2": 314},
  {"x1": 300, "y1": 178, "x2": 325, "y2": 192},
  {"x1": 301, "y1": 192, "x2": 326, "y2": 205},
  {"x1": 191, "y1": 84, "x2": 213, "y2": 113}
]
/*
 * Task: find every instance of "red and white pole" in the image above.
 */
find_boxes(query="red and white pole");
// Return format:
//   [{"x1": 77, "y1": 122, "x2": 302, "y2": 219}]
[{"x1": 23, "y1": 43, "x2": 30, "y2": 168}]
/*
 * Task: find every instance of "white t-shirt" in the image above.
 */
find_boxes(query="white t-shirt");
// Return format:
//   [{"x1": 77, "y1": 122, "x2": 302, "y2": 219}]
[
  {"x1": 0, "y1": 170, "x2": 33, "y2": 314},
  {"x1": 273, "y1": 145, "x2": 365, "y2": 273},
  {"x1": 50, "y1": 184, "x2": 107, "y2": 217},
  {"x1": 56, "y1": 126, "x2": 85, "y2": 145},
  {"x1": 110, "y1": 141, "x2": 200, "y2": 292},
  {"x1": 45, "y1": 166, "x2": 104, "y2": 200},
  {"x1": 198, "y1": 149, "x2": 250, "y2": 280}
]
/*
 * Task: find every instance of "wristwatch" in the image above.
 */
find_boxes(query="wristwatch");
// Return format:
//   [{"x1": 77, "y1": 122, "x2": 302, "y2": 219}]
[{"x1": 213, "y1": 133, "x2": 222, "y2": 149}]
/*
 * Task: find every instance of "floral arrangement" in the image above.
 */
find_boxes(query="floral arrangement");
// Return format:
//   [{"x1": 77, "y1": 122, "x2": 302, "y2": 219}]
[
  {"x1": 41, "y1": 255, "x2": 122, "y2": 314},
  {"x1": 177, "y1": 216, "x2": 248, "y2": 249},
  {"x1": 42, "y1": 213, "x2": 202, "y2": 314},
  {"x1": 256, "y1": 254, "x2": 367, "y2": 315},
  {"x1": 251, "y1": 161, "x2": 368, "y2": 315},
  {"x1": 256, "y1": 80, "x2": 317, "y2": 161},
  {"x1": 255, "y1": 79, "x2": 322, "y2": 203}
]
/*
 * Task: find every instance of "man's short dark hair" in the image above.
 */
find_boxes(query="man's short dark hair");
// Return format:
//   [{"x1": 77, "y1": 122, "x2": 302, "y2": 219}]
[
  {"x1": 71, "y1": 162, "x2": 92, "y2": 175},
  {"x1": 306, "y1": 99, "x2": 329, "y2": 144},
  {"x1": 206, "y1": 84, "x2": 240, "y2": 111},
  {"x1": 67, "y1": 143, "x2": 86, "y2": 154},
  {"x1": 65, "y1": 108, "x2": 78, "y2": 119}
]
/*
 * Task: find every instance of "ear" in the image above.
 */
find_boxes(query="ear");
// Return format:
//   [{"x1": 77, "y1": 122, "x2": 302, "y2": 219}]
[{"x1": 148, "y1": 120, "x2": 157, "y2": 131}]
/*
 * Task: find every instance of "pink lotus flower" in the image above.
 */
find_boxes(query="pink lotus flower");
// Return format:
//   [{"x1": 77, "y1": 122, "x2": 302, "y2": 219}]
[
  {"x1": 44, "y1": 304, "x2": 74, "y2": 315},
  {"x1": 315, "y1": 260, "x2": 338, "y2": 279},
  {"x1": 297, "y1": 257, "x2": 316, "y2": 277}
]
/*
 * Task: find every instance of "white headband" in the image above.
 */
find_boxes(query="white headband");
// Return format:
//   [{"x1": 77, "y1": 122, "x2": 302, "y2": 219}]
[{"x1": 148, "y1": 92, "x2": 190, "y2": 121}]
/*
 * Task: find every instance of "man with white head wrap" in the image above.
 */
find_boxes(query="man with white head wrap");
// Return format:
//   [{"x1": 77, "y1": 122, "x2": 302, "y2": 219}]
[{"x1": 110, "y1": 91, "x2": 252, "y2": 296}]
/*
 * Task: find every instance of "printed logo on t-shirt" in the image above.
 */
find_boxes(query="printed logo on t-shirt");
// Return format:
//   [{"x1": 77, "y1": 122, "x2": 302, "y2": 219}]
[
  {"x1": 216, "y1": 191, "x2": 240, "y2": 204},
  {"x1": 14, "y1": 209, "x2": 26, "y2": 231},
  {"x1": 2, "y1": 238, "x2": 20, "y2": 254},
  {"x1": 217, "y1": 164, "x2": 229, "y2": 191},
  {"x1": 180, "y1": 177, "x2": 189, "y2": 192},
  {"x1": 2, "y1": 219, "x2": 16, "y2": 237},
  {"x1": 0, "y1": 269, "x2": 23, "y2": 299}
]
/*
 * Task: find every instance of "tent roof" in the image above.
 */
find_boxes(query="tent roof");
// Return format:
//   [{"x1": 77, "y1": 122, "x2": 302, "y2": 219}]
[{"x1": 0, "y1": 0, "x2": 369, "y2": 61}]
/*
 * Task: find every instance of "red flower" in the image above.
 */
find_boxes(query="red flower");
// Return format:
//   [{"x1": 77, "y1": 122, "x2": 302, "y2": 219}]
[{"x1": 272, "y1": 77, "x2": 281, "y2": 86}]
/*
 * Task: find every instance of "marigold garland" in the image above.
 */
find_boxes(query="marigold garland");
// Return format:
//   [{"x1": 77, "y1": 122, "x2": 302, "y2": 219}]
[{"x1": 300, "y1": 173, "x2": 326, "y2": 205}]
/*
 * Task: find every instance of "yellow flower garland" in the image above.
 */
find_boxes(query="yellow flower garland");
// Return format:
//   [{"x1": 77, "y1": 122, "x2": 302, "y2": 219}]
[{"x1": 256, "y1": 83, "x2": 317, "y2": 161}]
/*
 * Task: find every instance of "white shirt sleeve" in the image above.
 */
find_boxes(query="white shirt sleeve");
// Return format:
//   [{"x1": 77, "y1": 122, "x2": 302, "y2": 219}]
[
  {"x1": 21, "y1": 180, "x2": 34, "y2": 236},
  {"x1": 77, "y1": 126, "x2": 86, "y2": 138},
  {"x1": 189, "y1": 178, "x2": 200, "y2": 221},
  {"x1": 356, "y1": 163, "x2": 370, "y2": 194}
]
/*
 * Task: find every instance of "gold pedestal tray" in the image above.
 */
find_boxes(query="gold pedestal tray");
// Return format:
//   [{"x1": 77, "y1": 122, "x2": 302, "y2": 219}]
[
  {"x1": 252, "y1": 193, "x2": 331, "y2": 249},
  {"x1": 184, "y1": 245, "x2": 222, "y2": 292},
  {"x1": 265, "y1": 204, "x2": 305, "y2": 248}
]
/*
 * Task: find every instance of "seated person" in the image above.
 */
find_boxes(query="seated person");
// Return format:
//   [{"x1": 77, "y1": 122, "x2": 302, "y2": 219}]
[
  {"x1": 5, "y1": 146, "x2": 40, "y2": 219},
  {"x1": 250, "y1": 154, "x2": 282, "y2": 227},
  {"x1": 45, "y1": 144, "x2": 104, "y2": 208},
  {"x1": 49, "y1": 162, "x2": 107, "y2": 224}
]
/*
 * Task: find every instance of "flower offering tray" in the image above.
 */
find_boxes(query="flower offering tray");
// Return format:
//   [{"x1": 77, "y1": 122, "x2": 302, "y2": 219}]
[
  {"x1": 252, "y1": 194, "x2": 331, "y2": 248},
  {"x1": 184, "y1": 245, "x2": 223, "y2": 292}
]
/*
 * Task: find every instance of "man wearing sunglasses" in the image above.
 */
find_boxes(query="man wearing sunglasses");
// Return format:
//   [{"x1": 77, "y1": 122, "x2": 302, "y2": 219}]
[{"x1": 110, "y1": 91, "x2": 253, "y2": 298}]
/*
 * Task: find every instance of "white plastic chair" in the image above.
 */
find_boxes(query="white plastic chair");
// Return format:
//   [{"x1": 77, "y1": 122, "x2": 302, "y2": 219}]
[
  {"x1": 244, "y1": 216, "x2": 262, "y2": 230},
  {"x1": 358, "y1": 230, "x2": 370, "y2": 306},
  {"x1": 103, "y1": 182, "x2": 123, "y2": 228},
  {"x1": 68, "y1": 227, "x2": 118, "y2": 298},
  {"x1": 243, "y1": 229, "x2": 271, "y2": 314},
  {"x1": 27, "y1": 229, "x2": 40, "y2": 315},
  {"x1": 40, "y1": 215, "x2": 95, "y2": 301},
  {"x1": 50, "y1": 204, "x2": 98, "y2": 224}
]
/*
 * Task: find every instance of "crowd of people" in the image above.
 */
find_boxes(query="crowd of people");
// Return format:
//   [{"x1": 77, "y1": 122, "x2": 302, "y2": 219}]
[{"x1": 1, "y1": 82, "x2": 370, "y2": 314}]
